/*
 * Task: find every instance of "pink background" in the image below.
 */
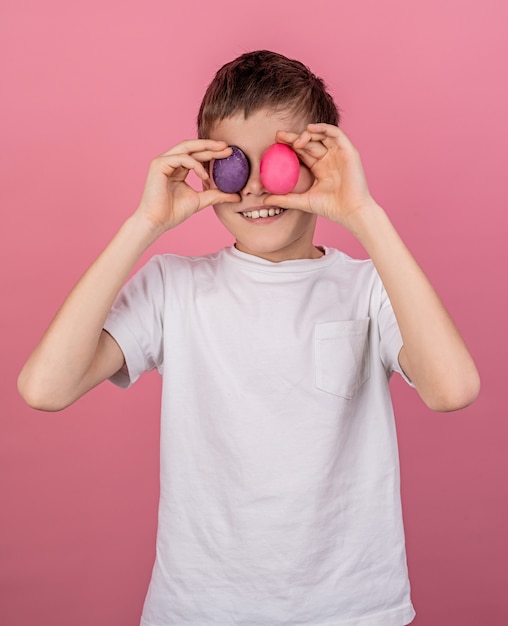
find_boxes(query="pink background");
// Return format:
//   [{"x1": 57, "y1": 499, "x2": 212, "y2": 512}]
[{"x1": 2, "y1": 0, "x2": 507, "y2": 624}]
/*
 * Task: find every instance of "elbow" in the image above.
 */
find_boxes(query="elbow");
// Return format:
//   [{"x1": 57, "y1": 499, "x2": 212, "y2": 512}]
[
  {"x1": 422, "y1": 370, "x2": 481, "y2": 413},
  {"x1": 17, "y1": 369, "x2": 70, "y2": 412}
]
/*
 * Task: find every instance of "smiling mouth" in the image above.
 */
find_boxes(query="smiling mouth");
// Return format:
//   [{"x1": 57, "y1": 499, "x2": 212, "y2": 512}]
[{"x1": 241, "y1": 208, "x2": 285, "y2": 219}]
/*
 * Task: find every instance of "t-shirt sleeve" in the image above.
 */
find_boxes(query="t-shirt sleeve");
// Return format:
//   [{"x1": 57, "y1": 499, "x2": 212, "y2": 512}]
[
  {"x1": 103, "y1": 256, "x2": 165, "y2": 388},
  {"x1": 377, "y1": 281, "x2": 414, "y2": 387}
]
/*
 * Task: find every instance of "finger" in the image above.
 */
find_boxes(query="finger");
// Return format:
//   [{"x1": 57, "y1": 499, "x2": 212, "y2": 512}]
[
  {"x1": 276, "y1": 130, "x2": 328, "y2": 162},
  {"x1": 190, "y1": 147, "x2": 233, "y2": 163},
  {"x1": 307, "y1": 123, "x2": 342, "y2": 136},
  {"x1": 161, "y1": 139, "x2": 229, "y2": 157},
  {"x1": 273, "y1": 131, "x2": 326, "y2": 167},
  {"x1": 307, "y1": 123, "x2": 353, "y2": 148},
  {"x1": 274, "y1": 130, "x2": 300, "y2": 144},
  {"x1": 297, "y1": 126, "x2": 355, "y2": 159},
  {"x1": 154, "y1": 153, "x2": 210, "y2": 182},
  {"x1": 197, "y1": 189, "x2": 240, "y2": 210},
  {"x1": 275, "y1": 130, "x2": 327, "y2": 149},
  {"x1": 296, "y1": 139, "x2": 328, "y2": 160},
  {"x1": 263, "y1": 192, "x2": 313, "y2": 213},
  {"x1": 293, "y1": 131, "x2": 328, "y2": 149}
]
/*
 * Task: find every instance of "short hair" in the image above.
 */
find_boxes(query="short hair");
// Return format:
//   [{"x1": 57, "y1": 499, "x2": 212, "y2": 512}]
[{"x1": 197, "y1": 50, "x2": 340, "y2": 138}]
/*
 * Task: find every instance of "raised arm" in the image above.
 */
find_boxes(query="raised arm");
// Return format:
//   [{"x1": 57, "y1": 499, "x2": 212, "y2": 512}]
[
  {"x1": 342, "y1": 201, "x2": 479, "y2": 411},
  {"x1": 268, "y1": 124, "x2": 480, "y2": 411},
  {"x1": 18, "y1": 141, "x2": 238, "y2": 411}
]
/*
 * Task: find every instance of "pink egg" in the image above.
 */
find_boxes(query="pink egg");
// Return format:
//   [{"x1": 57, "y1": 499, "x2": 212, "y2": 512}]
[{"x1": 260, "y1": 143, "x2": 300, "y2": 195}]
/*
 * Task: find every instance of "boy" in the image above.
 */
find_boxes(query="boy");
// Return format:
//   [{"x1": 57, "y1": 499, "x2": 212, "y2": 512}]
[{"x1": 18, "y1": 50, "x2": 480, "y2": 625}]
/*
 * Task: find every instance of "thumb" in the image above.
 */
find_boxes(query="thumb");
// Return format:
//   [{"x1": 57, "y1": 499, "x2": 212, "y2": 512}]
[
  {"x1": 264, "y1": 192, "x2": 313, "y2": 213},
  {"x1": 197, "y1": 189, "x2": 241, "y2": 210}
]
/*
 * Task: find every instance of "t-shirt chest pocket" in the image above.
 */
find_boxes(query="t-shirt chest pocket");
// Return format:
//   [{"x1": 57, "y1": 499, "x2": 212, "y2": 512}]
[{"x1": 314, "y1": 318, "x2": 370, "y2": 399}]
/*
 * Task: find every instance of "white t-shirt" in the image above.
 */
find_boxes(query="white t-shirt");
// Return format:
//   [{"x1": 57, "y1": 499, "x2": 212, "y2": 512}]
[{"x1": 104, "y1": 246, "x2": 416, "y2": 626}]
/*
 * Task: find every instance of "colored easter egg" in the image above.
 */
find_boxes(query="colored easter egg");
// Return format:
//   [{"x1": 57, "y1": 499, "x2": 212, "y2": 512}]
[
  {"x1": 212, "y1": 146, "x2": 250, "y2": 193},
  {"x1": 260, "y1": 143, "x2": 300, "y2": 195}
]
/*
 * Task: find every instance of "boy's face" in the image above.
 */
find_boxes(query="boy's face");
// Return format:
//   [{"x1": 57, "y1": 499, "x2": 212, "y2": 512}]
[{"x1": 206, "y1": 108, "x2": 321, "y2": 262}]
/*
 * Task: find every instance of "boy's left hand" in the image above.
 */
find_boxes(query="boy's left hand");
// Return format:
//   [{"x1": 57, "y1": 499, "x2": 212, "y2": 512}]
[{"x1": 266, "y1": 124, "x2": 375, "y2": 229}]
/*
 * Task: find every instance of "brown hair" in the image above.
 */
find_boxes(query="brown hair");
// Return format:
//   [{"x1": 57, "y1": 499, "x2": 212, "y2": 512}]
[{"x1": 197, "y1": 50, "x2": 340, "y2": 138}]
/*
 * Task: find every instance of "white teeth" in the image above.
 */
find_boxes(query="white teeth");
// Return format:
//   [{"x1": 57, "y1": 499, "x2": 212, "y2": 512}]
[{"x1": 242, "y1": 208, "x2": 284, "y2": 219}]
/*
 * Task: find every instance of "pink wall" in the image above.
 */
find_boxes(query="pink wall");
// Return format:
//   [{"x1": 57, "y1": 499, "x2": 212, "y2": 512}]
[{"x1": 2, "y1": 1, "x2": 507, "y2": 624}]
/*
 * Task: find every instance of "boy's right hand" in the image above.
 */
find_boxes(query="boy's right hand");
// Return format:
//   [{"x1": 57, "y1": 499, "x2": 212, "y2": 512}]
[
  {"x1": 17, "y1": 139, "x2": 239, "y2": 411},
  {"x1": 136, "y1": 140, "x2": 240, "y2": 231}
]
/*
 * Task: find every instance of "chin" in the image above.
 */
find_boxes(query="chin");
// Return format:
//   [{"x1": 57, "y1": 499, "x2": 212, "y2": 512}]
[
  {"x1": 214, "y1": 205, "x2": 319, "y2": 261},
  {"x1": 235, "y1": 233, "x2": 315, "y2": 261},
  {"x1": 238, "y1": 229, "x2": 293, "y2": 250}
]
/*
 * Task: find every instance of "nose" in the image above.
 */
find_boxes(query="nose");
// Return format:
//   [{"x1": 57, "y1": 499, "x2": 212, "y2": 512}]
[{"x1": 242, "y1": 161, "x2": 266, "y2": 196}]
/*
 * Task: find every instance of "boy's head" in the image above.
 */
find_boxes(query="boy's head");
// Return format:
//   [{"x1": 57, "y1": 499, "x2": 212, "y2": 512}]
[{"x1": 197, "y1": 50, "x2": 339, "y2": 138}]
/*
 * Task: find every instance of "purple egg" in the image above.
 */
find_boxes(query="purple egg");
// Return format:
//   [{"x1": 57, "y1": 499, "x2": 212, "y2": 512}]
[{"x1": 213, "y1": 146, "x2": 250, "y2": 193}]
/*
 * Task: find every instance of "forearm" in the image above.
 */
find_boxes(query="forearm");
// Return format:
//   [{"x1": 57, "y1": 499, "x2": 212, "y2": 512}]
[
  {"x1": 276, "y1": 123, "x2": 479, "y2": 410},
  {"x1": 18, "y1": 140, "x2": 237, "y2": 411},
  {"x1": 345, "y1": 201, "x2": 480, "y2": 411},
  {"x1": 18, "y1": 213, "x2": 164, "y2": 409}
]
